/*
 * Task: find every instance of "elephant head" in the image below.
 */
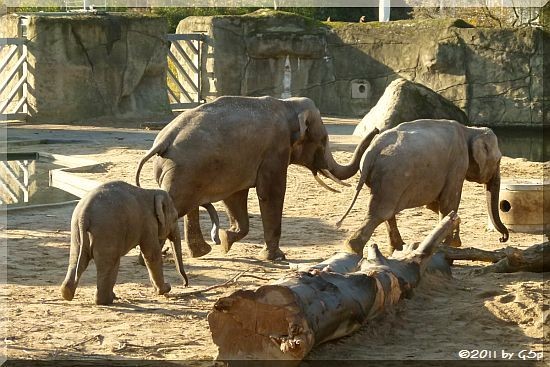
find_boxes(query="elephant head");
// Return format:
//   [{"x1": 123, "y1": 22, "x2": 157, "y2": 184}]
[
  {"x1": 154, "y1": 192, "x2": 188, "y2": 285},
  {"x1": 465, "y1": 127, "x2": 509, "y2": 243},
  {"x1": 287, "y1": 97, "x2": 379, "y2": 191}
]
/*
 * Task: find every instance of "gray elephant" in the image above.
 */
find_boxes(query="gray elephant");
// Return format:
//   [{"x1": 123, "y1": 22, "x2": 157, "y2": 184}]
[
  {"x1": 338, "y1": 119, "x2": 509, "y2": 254},
  {"x1": 60, "y1": 181, "x2": 187, "y2": 305},
  {"x1": 136, "y1": 203, "x2": 220, "y2": 265},
  {"x1": 136, "y1": 96, "x2": 379, "y2": 261}
]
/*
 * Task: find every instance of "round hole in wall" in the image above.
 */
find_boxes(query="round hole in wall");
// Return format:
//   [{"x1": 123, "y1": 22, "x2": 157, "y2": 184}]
[
  {"x1": 358, "y1": 85, "x2": 366, "y2": 93},
  {"x1": 500, "y1": 200, "x2": 511, "y2": 213}
]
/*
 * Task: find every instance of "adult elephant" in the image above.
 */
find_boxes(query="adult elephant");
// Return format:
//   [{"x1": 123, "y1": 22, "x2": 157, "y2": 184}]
[
  {"x1": 337, "y1": 119, "x2": 509, "y2": 254},
  {"x1": 136, "y1": 96, "x2": 379, "y2": 260}
]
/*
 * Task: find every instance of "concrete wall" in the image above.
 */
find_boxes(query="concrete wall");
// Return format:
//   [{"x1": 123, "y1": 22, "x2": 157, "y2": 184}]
[
  {"x1": 178, "y1": 10, "x2": 548, "y2": 127},
  {"x1": 1, "y1": 13, "x2": 171, "y2": 123}
]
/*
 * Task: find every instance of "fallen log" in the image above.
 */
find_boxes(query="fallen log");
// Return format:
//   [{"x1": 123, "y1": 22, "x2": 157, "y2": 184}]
[
  {"x1": 434, "y1": 242, "x2": 549, "y2": 274},
  {"x1": 472, "y1": 242, "x2": 549, "y2": 274},
  {"x1": 436, "y1": 245, "x2": 506, "y2": 263},
  {"x1": 208, "y1": 212, "x2": 459, "y2": 361}
]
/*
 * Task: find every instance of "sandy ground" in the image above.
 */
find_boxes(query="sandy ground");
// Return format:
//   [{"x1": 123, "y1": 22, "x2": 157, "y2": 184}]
[{"x1": 1, "y1": 121, "x2": 547, "y2": 363}]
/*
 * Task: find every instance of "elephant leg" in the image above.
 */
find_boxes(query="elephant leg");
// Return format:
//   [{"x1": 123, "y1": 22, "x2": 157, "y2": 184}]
[
  {"x1": 184, "y1": 208, "x2": 211, "y2": 258},
  {"x1": 141, "y1": 240, "x2": 171, "y2": 295},
  {"x1": 137, "y1": 251, "x2": 145, "y2": 266},
  {"x1": 344, "y1": 199, "x2": 393, "y2": 255},
  {"x1": 256, "y1": 166, "x2": 287, "y2": 261},
  {"x1": 439, "y1": 184, "x2": 463, "y2": 247},
  {"x1": 219, "y1": 189, "x2": 250, "y2": 254},
  {"x1": 60, "y1": 242, "x2": 91, "y2": 301},
  {"x1": 95, "y1": 258, "x2": 120, "y2": 305},
  {"x1": 159, "y1": 179, "x2": 207, "y2": 257},
  {"x1": 385, "y1": 216, "x2": 404, "y2": 251},
  {"x1": 439, "y1": 210, "x2": 462, "y2": 247},
  {"x1": 344, "y1": 215, "x2": 385, "y2": 255}
]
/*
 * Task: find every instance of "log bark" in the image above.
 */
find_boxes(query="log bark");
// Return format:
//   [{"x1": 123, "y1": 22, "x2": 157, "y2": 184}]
[
  {"x1": 472, "y1": 242, "x2": 549, "y2": 275},
  {"x1": 208, "y1": 212, "x2": 460, "y2": 361},
  {"x1": 435, "y1": 245, "x2": 506, "y2": 263},
  {"x1": 434, "y1": 242, "x2": 549, "y2": 274}
]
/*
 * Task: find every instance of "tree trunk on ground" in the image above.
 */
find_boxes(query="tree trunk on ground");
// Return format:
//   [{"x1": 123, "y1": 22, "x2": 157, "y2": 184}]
[
  {"x1": 436, "y1": 245, "x2": 507, "y2": 263},
  {"x1": 472, "y1": 242, "x2": 549, "y2": 274},
  {"x1": 435, "y1": 242, "x2": 549, "y2": 274},
  {"x1": 208, "y1": 212, "x2": 460, "y2": 361}
]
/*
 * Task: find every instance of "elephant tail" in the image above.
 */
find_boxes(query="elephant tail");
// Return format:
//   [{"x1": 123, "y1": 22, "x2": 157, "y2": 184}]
[
  {"x1": 135, "y1": 139, "x2": 169, "y2": 187},
  {"x1": 335, "y1": 150, "x2": 375, "y2": 228},
  {"x1": 201, "y1": 203, "x2": 220, "y2": 244},
  {"x1": 60, "y1": 217, "x2": 91, "y2": 301}
]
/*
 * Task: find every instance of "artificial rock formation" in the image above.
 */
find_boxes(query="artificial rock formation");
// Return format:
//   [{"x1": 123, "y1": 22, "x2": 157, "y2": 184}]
[
  {"x1": 177, "y1": 11, "x2": 548, "y2": 127},
  {"x1": 353, "y1": 78, "x2": 468, "y2": 137},
  {"x1": 1, "y1": 13, "x2": 171, "y2": 122}
]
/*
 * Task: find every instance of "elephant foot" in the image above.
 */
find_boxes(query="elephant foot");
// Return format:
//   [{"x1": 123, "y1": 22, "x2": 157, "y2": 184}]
[
  {"x1": 343, "y1": 239, "x2": 365, "y2": 256},
  {"x1": 60, "y1": 284, "x2": 75, "y2": 301},
  {"x1": 219, "y1": 229, "x2": 234, "y2": 254},
  {"x1": 390, "y1": 240, "x2": 404, "y2": 252},
  {"x1": 443, "y1": 235, "x2": 462, "y2": 248},
  {"x1": 187, "y1": 240, "x2": 212, "y2": 258},
  {"x1": 450, "y1": 236, "x2": 462, "y2": 248},
  {"x1": 95, "y1": 291, "x2": 116, "y2": 305},
  {"x1": 259, "y1": 246, "x2": 286, "y2": 261},
  {"x1": 157, "y1": 282, "x2": 171, "y2": 295}
]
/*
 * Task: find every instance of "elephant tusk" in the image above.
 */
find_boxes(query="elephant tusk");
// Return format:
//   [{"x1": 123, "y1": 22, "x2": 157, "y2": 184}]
[
  {"x1": 314, "y1": 174, "x2": 341, "y2": 193},
  {"x1": 320, "y1": 169, "x2": 351, "y2": 187}
]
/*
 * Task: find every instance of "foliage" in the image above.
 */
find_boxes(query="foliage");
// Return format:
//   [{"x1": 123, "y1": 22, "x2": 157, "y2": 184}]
[
  {"x1": 410, "y1": 5, "x2": 543, "y2": 28},
  {"x1": 152, "y1": 7, "x2": 258, "y2": 32},
  {"x1": 3, "y1": 4, "x2": 413, "y2": 33},
  {"x1": 153, "y1": 7, "x2": 413, "y2": 33}
]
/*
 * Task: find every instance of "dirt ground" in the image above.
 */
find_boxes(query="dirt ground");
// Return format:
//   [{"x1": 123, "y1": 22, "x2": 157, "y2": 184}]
[{"x1": 2, "y1": 121, "x2": 547, "y2": 363}]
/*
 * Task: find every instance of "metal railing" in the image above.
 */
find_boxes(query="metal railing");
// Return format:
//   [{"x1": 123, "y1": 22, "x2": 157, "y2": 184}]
[
  {"x1": 63, "y1": 0, "x2": 107, "y2": 11},
  {"x1": 166, "y1": 33, "x2": 205, "y2": 110},
  {"x1": 0, "y1": 37, "x2": 27, "y2": 121}
]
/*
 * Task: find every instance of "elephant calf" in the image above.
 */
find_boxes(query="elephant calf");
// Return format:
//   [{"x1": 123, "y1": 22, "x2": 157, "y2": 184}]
[
  {"x1": 60, "y1": 181, "x2": 188, "y2": 305},
  {"x1": 338, "y1": 119, "x2": 509, "y2": 254}
]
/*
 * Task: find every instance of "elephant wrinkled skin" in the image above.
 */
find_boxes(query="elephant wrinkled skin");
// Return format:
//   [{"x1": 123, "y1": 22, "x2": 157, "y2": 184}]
[
  {"x1": 136, "y1": 96, "x2": 379, "y2": 261},
  {"x1": 60, "y1": 181, "x2": 187, "y2": 305},
  {"x1": 338, "y1": 119, "x2": 509, "y2": 254}
]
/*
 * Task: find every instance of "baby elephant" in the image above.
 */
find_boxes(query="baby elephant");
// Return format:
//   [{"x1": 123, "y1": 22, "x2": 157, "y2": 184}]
[{"x1": 60, "y1": 181, "x2": 188, "y2": 305}]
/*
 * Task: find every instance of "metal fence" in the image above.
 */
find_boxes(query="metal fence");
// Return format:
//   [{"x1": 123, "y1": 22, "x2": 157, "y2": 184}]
[
  {"x1": 0, "y1": 37, "x2": 28, "y2": 121},
  {"x1": 166, "y1": 33, "x2": 205, "y2": 111},
  {"x1": 63, "y1": 1, "x2": 107, "y2": 11}
]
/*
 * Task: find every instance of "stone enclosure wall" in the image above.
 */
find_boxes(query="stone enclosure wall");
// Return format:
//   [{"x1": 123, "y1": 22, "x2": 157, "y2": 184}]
[
  {"x1": 178, "y1": 10, "x2": 548, "y2": 127},
  {"x1": 1, "y1": 13, "x2": 171, "y2": 123}
]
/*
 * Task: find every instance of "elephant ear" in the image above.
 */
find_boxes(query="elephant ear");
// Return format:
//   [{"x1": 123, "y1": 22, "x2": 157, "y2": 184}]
[
  {"x1": 469, "y1": 130, "x2": 499, "y2": 183},
  {"x1": 297, "y1": 110, "x2": 310, "y2": 140},
  {"x1": 471, "y1": 134, "x2": 488, "y2": 175},
  {"x1": 154, "y1": 194, "x2": 166, "y2": 232}
]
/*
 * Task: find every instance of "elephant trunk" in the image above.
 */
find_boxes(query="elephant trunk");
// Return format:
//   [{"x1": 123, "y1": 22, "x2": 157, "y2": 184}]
[
  {"x1": 169, "y1": 222, "x2": 188, "y2": 286},
  {"x1": 486, "y1": 165, "x2": 509, "y2": 243},
  {"x1": 325, "y1": 128, "x2": 379, "y2": 180}
]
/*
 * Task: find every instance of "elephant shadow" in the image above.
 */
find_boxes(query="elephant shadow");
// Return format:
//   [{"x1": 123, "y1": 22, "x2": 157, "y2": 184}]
[{"x1": 5, "y1": 205, "x2": 335, "y2": 289}]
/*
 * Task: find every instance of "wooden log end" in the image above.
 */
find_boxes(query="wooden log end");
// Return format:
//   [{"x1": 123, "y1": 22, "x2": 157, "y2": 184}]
[{"x1": 208, "y1": 286, "x2": 313, "y2": 361}]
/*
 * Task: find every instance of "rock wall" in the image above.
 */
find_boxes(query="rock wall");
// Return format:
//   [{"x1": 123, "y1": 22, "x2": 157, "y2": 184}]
[
  {"x1": 177, "y1": 10, "x2": 548, "y2": 127},
  {"x1": 1, "y1": 13, "x2": 171, "y2": 123}
]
